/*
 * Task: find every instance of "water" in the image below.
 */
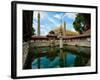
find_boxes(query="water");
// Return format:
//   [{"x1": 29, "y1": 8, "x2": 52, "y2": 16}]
[{"x1": 31, "y1": 46, "x2": 90, "y2": 69}]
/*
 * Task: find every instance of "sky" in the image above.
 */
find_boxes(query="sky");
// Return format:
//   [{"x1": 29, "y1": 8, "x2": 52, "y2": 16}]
[{"x1": 33, "y1": 11, "x2": 78, "y2": 36}]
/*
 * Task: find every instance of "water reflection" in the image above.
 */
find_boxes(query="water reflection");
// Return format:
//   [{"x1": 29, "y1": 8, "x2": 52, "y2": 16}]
[
  {"x1": 31, "y1": 46, "x2": 90, "y2": 69},
  {"x1": 65, "y1": 53, "x2": 76, "y2": 67}
]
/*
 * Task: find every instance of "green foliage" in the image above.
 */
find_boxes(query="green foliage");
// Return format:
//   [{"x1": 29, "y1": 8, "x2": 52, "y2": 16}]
[
  {"x1": 32, "y1": 27, "x2": 35, "y2": 35},
  {"x1": 73, "y1": 14, "x2": 90, "y2": 34}
]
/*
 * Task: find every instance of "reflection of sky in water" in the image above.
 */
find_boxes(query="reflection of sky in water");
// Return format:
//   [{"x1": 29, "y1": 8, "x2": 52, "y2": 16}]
[
  {"x1": 65, "y1": 53, "x2": 76, "y2": 67},
  {"x1": 49, "y1": 57, "x2": 60, "y2": 68},
  {"x1": 32, "y1": 56, "x2": 50, "y2": 68},
  {"x1": 39, "y1": 57, "x2": 50, "y2": 68},
  {"x1": 32, "y1": 52, "x2": 77, "y2": 69}
]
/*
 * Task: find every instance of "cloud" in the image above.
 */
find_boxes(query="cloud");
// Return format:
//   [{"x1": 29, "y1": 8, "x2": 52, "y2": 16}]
[
  {"x1": 33, "y1": 11, "x2": 38, "y2": 21},
  {"x1": 48, "y1": 17, "x2": 56, "y2": 25},
  {"x1": 33, "y1": 11, "x2": 48, "y2": 22},
  {"x1": 40, "y1": 12, "x2": 48, "y2": 20},
  {"x1": 32, "y1": 21, "x2": 38, "y2": 35},
  {"x1": 33, "y1": 22, "x2": 49, "y2": 36},
  {"x1": 33, "y1": 11, "x2": 78, "y2": 36},
  {"x1": 65, "y1": 13, "x2": 77, "y2": 20},
  {"x1": 66, "y1": 23, "x2": 76, "y2": 32},
  {"x1": 54, "y1": 14, "x2": 61, "y2": 20},
  {"x1": 40, "y1": 24, "x2": 49, "y2": 36}
]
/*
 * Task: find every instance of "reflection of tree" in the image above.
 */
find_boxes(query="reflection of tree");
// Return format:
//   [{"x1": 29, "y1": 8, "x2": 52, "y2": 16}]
[
  {"x1": 47, "y1": 47, "x2": 57, "y2": 61},
  {"x1": 73, "y1": 13, "x2": 91, "y2": 34},
  {"x1": 74, "y1": 56, "x2": 84, "y2": 66},
  {"x1": 74, "y1": 56, "x2": 88, "y2": 66}
]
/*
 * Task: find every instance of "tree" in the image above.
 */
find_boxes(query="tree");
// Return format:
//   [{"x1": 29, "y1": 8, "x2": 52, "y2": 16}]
[
  {"x1": 32, "y1": 27, "x2": 35, "y2": 35},
  {"x1": 49, "y1": 31, "x2": 55, "y2": 34},
  {"x1": 37, "y1": 12, "x2": 40, "y2": 36},
  {"x1": 23, "y1": 10, "x2": 33, "y2": 41},
  {"x1": 73, "y1": 13, "x2": 90, "y2": 34}
]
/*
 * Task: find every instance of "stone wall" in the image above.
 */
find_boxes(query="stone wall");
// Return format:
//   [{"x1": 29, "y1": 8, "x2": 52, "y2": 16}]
[{"x1": 23, "y1": 42, "x2": 29, "y2": 67}]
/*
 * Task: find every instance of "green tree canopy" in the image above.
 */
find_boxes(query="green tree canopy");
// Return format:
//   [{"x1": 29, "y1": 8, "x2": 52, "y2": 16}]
[{"x1": 73, "y1": 13, "x2": 90, "y2": 34}]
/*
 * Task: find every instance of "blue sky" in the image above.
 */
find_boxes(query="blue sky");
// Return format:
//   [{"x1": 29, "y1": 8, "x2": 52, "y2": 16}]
[{"x1": 33, "y1": 11, "x2": 78, "y2": 36}]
